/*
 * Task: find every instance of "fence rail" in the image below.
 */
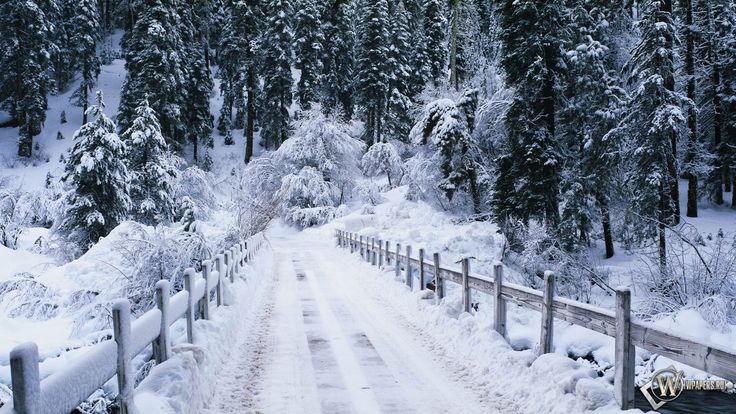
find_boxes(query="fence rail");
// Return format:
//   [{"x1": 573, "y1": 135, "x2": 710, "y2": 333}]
[
  {"x1": 2, "y1": 233, "x2": 266, "y2": 414},
  {"x1": 336, "y1": 230, "x2": 736, "y2": 409}
]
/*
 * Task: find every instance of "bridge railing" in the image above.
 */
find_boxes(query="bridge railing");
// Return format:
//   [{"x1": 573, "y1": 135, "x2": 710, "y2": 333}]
[
  {"x1": 3, "y1": 233, "x2": 266, "y2": 414},
  {"x1": 335, "y1": 230, "x2": 736, "y2": 410}
]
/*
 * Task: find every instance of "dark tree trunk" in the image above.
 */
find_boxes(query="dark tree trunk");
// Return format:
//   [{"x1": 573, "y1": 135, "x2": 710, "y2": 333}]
[
  {"x1": 245, "y1": 68, "x2": 255, "y2": 163},
  {"x1": 602, "y1": 204, "x2": 614, "y2": 259},
  {"x1": 658, "y1": 181, "x2": 668, "y2": 273},
  {"x1": 713, "y1": 60, "x2": 724, "y2": 204},
  {"x1": 662, "y1": 0, "x2": 680, "y2": 224},
  {"x1": 683, "y1": 0, "x2": 698, "y2": 217}
]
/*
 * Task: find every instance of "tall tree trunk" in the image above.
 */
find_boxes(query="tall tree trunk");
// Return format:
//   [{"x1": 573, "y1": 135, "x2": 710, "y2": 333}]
[
  {"x1": 658, "y1": 181, "x2": 668, "y2": 274},
  {"x1": 712, "y1": 56, "x2": 724, "y2": 204},
  {"x1": 601, "y1": 202, "x2": 614, "y2": 259},
  {"x1": 683, "y1": 0, "x2": 698, "y2": 217},
  {"x1": 245, "y1": 68, "x2": 255, "y2": 163}
]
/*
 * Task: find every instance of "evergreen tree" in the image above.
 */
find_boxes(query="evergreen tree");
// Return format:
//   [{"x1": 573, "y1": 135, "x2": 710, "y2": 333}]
[
  {"x1": 558, "y1": 1, "x2": 627, "y2": 256},
  {"x1": 294, "y1": 0, "x2": 323, "y2": 109},
  {"x1": 320, "y1": 0, "x2": 356, "y2": 119},
  {"x1": 424, "y1": 0, "x2": 447, "y2": 86},
  {"x1": 611, "y1": 0, "x2": 687, "y2": 269},
  {"x1": 178, "y1": 0, "x2": 213, "y2": 162},
  {"x1": 118, "y1": 0, "x2": 187, "y2": 151},
  {"x1": 54, "y1": 0, "x2": 75, "y2": 92},
  {"x1": 492, "y1": 0, "x2": 569, "y2": 230},
  {"x1": 385, "y1": 1, "x2": 414, "y2": 141},
  {"x1": 58, "y1": 92, "x2": 130, "y2": 252},
  {"x1": 70, "y1": 0, "x2": 101, "y2": 125},
  {"x1": 0, "y1": 0, "x2": 53, "y2": 157},
  {"x1": 260, "y1": 0, "x2": 294, "y2": 149},
  {"x1": 122, "y1": 98, "x2": 177, "y2": 225},
  {"x1": 356, "y1": 0, "x2": 390, "y2": 145}
]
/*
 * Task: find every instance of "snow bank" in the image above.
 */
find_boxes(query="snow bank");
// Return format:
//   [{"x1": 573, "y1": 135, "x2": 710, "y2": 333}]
[{"x1": 133, "y1": 243, "x2": 275, "y2": 412}]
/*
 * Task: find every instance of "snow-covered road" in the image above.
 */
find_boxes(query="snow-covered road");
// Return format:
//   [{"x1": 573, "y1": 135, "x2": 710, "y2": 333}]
[{"x1": 207, "y1": 231, "x2": 502, "y2": 414}]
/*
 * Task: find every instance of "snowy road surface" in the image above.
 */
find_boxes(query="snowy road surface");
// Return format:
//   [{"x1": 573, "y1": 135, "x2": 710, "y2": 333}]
[{"x1": 207, "y1": 230, "x2": 503, "y2": 414}]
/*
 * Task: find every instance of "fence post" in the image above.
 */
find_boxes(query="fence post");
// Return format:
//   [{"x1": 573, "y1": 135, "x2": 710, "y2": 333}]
[
  {"x1": 461, "y1": 258, "x2": 470, "y2": 313},
  {"x1": 539, "y1": 271, "x2": 555, "y2": 355},
  {"x1": 385, "y1": 240, "x2": 390, "y2": 265},
  {"x1": 183, "y1": 268, "x2": 196, "y2": 343},
  {"x1": 218, "y1": 253, "x2": 226, "y2": 306},
  {"x1": 200, "y1": 260, "x2": 211, "y2": 319},
  {"x1": 153, "y1": 280, "x2": 171, "y2": 364},
  {"x1": 378, "y1": 239, "x2": 383, "y2": 267},
  {"x1": 350, "y1": 233, "x2": 354, "y2": 253},
  {"x1": 112, "y1": 300, "x2": 135, "y2": 414},
  {"x1": 418, "y1": 248, "x2": 425, "y2": 290},
  {"x1": 10, "y1": 342, "x2": 40, "y2": 414},
  {"x1": 405, "y1": 245, "x2": 413, "y2": 289},
  {"x1": 615, "y1": 287, "x2": 635, "y2": 410},
  {"x1": 366, "y1": 237, "x2": 371, "y2": 263},
  {"x1": 230, "y1": 247, "x2": 237, "y2": 282},
  {"x1": 370, "y1": 238, "x2": 375, "y2": 265},
  {"x1": 433, "y1": 253, "x2": 443, "y2": 304},
  {"x1": 493, "y1": 263, "x2": 506, "y2": 337},
  {"x1": 244, "y1": 242, "x2": 249, "y2": 263},
  {"x1": 395, "y1": 243, "x2": 401, "y2": 279},
  {"x1": 360, "y1": 236, "x2": 364, "y2": 258}
]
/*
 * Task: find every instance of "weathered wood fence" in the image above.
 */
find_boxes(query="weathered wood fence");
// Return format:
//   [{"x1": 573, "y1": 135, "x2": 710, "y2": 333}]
[
  {"x1": 3, "y1": 233, "x2": 266, "y2": 414},
  {"x1": 336, "y1": 230, "x2": 736, "y2": 409}
]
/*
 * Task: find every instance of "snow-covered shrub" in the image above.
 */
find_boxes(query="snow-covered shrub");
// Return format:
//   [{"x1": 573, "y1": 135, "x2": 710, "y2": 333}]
[
  {"x1": 361, "y1": 141, "x2": 403, "y2": 187},
  {"x1": 405, "y1": 92, "x2": 484, "y2": 214},
  {"x1": 278, "y1": 166, "x2": 336, "y2": 228},
  {"x1": 230, "y1": 157, "x2": 281, "y2": 238},
  {"x1": 352, "y1": 181, "x2": 384, "y2": 206},
  {"x1": 640, "y1": 229, "x2": 736, "y2": 327},
  {"x1": 0, "y1": 178, "x2": 63, "y2": 248},
  {"x1": 269, "y1": 109, "x2": 363, "y2": 226},
  {"x1": 172, "y1": 166, "x2": 216, "y2": 221},
  {"x1": 115, "y1": 223, "x2": 210, "y2": 315}
]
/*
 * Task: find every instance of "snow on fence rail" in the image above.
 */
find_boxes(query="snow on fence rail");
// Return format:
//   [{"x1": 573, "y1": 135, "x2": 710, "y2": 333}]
[
  {"x1": 335, "y1": 230, "x2": 736, "y2": 410},
  {"x1": 2, "y1": 233, "x2": 266, "y2": 414}
]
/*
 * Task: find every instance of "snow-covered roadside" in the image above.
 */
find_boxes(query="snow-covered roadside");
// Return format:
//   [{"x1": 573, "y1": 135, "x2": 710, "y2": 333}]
[{"x1": 133, "y1": 241, "x2": 275, "y2": 413}]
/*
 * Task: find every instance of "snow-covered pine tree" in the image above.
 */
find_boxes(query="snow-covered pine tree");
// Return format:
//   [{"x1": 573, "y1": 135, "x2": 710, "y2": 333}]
[
  {"x1": 320, "y1": 0, "x2": 356, "y2": 119},
  {"x1": 260, "y1": 0, "x2": 294, "y2": 149},
  {"x1": 407, "y1": 93, "x2": 482, "y2": 213},
  {"x1": 122, "y1": 98, "x2": 177, "y2": 225},
  {"x1": 294, "y1": 0, "x2": 323, "y2": 110},
  {"x1": 558, "y1": 1, "x2": 627, "y2": 256},
  {"x1": 118, "y1": 0, "x2": 187, "y2": 151},
  {"x1": 58, "y1": 92, "x2": 130, "y2": 253},
  {"x1": 492, "y1": 0, "x2": 568, "y2": 230},
  {"x1": 610, "y1": 0, "x2": 687, "y2": 269},
  {"x1": 385, "y1": 1, "x2": 414, "y2": 142},
  {"x1": 70, "y1": 0, "x2": 101, "y2": 125},
  {"x1": 424, "y1": 0, "x2": 447, "y2": 86},
  {"x1": 0, "y1": 0, "x2": 53, "y2": 158},
  {"x1": 356, "y1": 0, "x2": 390, "y2": 146}
]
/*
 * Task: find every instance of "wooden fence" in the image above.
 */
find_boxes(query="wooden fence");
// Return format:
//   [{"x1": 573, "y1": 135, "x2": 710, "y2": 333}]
[
  {"x1": 336, "y1": 230, "x2": 736, "y2": 409},
  {"x1": 3, "y1": 233, "x2": 266, "y2": 414}
]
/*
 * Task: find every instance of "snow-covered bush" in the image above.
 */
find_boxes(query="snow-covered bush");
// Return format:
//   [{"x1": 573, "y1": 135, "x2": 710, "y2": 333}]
[
  {"x1": 352, "y1": 181, "x2": 384, "y2": 206},
  {"x1": 278, "y1": 166, "x2": 336, "y2": 228},
  {"x1": 0, "y1": 179, "x2": 62, "y2": 248},
  {"x1": 640, "y1": 228, "x2": 736, "y2": 327},
  {"x1": 115, "y1": 223, "x2": 210, "y2": 315},
  {"x1": 361, "y1": 141, "x2": 403, "y2": 187},
  {"x1": 172, "y1": 166, "x2": 216, "y2": 221},
  {"x1": 265, "y1": 109, "x2": 363, "y2": 227}
]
